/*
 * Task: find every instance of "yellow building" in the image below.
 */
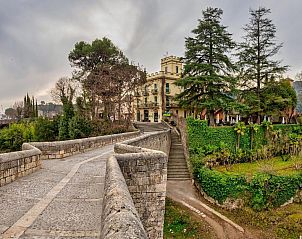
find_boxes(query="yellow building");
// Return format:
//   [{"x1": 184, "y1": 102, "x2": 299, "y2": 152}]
[{"x1": 134, "y1": 56, "x2": 186, "y2": 122}]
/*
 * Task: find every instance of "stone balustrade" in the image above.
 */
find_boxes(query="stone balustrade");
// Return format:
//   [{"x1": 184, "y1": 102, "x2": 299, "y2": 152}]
[
  {"x1": 31, "y1": 131, "x2": 140, "y2": 159},
  {"x1": 101, "y1": 130, "x2": 171, "y2": 239},
  {"x1": 0, "y1": 143, "x2": 42, "y2": 187}
]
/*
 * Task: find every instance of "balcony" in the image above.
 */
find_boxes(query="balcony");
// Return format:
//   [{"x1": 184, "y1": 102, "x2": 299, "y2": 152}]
[
  {"x1": 166, "y1": 102, "x2": 178, "y2": 108},
  {"x1": 143, "y1": 91, "x2": 149, "y2": 96},
  {"x1": 137, "y1": 102, "x2": 159, "y2": 109},
  {"x1": 151, "y1": 89, "x2": 158, "y2": 95}
]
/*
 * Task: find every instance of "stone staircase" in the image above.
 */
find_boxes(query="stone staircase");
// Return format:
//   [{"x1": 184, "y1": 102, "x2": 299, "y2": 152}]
[{"x1": 168, "y1": 131, "x2": 191, "y2": 181}]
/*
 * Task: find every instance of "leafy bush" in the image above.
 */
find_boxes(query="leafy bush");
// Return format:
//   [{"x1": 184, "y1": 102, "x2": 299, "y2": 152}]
[
  {"x1": 68, "y1": 115, "x2": 92, "y2": 139},
  {"x1": 249, "y1": 174, "x2": 302, "y2": 210},
  {"x1": 0, "y1": 122, "x2": 35, "y2": 152},
  {"x1": 197, "y1": 167, "x2": 247, "y2": 204},
  {"x1": 58, "y1": 115, "x2": 70, "y2": 140},
  {"x1": 34, "y1": 117, "x2": 59, "y2": 141}
]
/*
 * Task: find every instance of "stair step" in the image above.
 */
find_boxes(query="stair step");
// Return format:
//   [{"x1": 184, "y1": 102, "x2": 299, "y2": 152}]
[
  {"x1": 168, "y1": 170, "x2": 190, "y2": 174},
  {"x1": 169, "y1": 156, "x2": 186, "y2": 159},
  {"x1": 168, "y1": 178, "x2": 191, "y2": 181},
  {"x1": 169, "y1": 159, "x2": 186, "y2": 161},
  {"x1": 168, "y1": 174, "x2": 190, "y2": 177},
  {"x1": 168, "y1": 165, "x2": 188, "y2": 168}
]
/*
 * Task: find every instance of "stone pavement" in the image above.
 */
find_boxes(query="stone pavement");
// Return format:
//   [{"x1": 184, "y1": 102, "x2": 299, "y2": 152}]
[{"x1": 0, "y1": 144, "x2": 113, "y2": 239}]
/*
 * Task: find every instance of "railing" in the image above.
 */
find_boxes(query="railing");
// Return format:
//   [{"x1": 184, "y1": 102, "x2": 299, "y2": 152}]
[
  {"x1": 143, "y1": 91, "x2": 149, "y2": 96},
  {"x1": 137, "y1": 102, "x2": 160, "y2": 109}
]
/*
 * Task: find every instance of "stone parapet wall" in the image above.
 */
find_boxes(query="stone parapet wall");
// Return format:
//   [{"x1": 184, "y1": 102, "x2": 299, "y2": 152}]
[
  {"x1": 102, "y1": 130, "x2": 170, "y2": 239},
  {"x1": 31, "y1": 131, "x2": 140, "y2": 159},
  {"x1": 116, "y1": 130, "x2": 171, "y2": 156},
  {"x1": 0, "y1": 143, "x2": 42, "y2": 187},
  {"x1": 101, "y1": 156, "x2": 148, "y2": 239}
]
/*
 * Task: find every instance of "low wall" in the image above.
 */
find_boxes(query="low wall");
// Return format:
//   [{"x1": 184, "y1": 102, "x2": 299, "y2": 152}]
[
  {"x1": 101, "y1": 156, "x2": 148, "y2": 239},
  {"x1": 0, "y1": 143, "x2": 41, "y2": 187},
  {"x1": 31, "y1": 131, "x2": 140, "y2": 159},
  {"x1": 102, "y1": 130, "x2": 171, "y2": 239}
]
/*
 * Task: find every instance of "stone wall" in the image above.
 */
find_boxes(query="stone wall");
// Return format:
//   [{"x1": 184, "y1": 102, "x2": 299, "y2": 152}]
[
  {"x1": 31, "y1": 131, "x2": 140, "y2": 159},
  {"x1": 116, "y1": 130, "x2": 171, "y2": 156},
  {"x1": 0, "y1": 143, "x2": 41, "y2": 187},
  {"x1": 102, "y1": 130, "x2": 171, "y2": 239},
  {"x1": 176, "y1": 117, "x2": 193, "y2": 177},
  {"x1": 101, "y1": 156, "x2": 147, "y2": 239}
]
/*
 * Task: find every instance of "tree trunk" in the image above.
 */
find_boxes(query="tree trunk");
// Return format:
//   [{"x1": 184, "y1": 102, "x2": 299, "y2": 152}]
[{"x1": 209, "y1": 110, "x2": 215, "y2": 126}]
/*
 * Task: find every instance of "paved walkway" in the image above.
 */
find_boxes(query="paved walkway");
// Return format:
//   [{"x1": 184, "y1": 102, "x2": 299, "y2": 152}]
[
  {"x1": 167, "y1": 180, "x2": 257, "y2": 239},
  {"x1": 0, "y1": 144, "x2": 113, "y2": 239}
]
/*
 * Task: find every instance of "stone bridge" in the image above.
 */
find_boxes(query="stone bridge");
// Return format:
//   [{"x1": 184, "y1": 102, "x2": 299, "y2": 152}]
[{"x1": 0, "y1": 123, "x2": 170, "y2": 239}]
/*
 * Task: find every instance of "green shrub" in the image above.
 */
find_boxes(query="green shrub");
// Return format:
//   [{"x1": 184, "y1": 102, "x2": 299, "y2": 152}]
[
  {"x1": 34, "y1": 117, "x2": 59, "y2": 141},
  {"x1": 68, "y1": 115, "x2": 92, "y2": 139},
  {"x1": 0, "y1": 122, "x2": 35, "y2": 152},
  {"x1": 196, "y1": 167, "x2": 247, "y2": 204},
  {"x1": 249, "y1": 174, "x2": 302, "y2": 210},
  {"x1": 58, "y1": 116, "x2": 70, "y2": 140}
]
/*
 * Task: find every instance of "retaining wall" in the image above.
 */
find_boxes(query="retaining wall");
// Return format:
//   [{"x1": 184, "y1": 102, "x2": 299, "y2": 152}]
[
  {"x1": 101, "y1": 130, "x2": 171, "y2": 239},
  {"x1": 0, "y1": 143, "x2": 42, "y2": 187},
  {"x1": 31, "y1": 131, "x2": 140, "y2": 159}
]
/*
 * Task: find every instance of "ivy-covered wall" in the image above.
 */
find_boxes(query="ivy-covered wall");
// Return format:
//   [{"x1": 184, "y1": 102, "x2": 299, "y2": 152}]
[{"x1": 187, "y1": 117, "x2": 301, "y2": 154}]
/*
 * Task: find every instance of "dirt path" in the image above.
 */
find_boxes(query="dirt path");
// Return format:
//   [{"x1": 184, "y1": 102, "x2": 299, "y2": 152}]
[{"x1": 167, "y1": 180, "x2": 257, "y2": 239}]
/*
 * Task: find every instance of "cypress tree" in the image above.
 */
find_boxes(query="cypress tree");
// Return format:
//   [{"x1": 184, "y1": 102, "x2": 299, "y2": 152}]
[
  {"x1": 237, "y1": 7, "x2": 288, "y2": 122},
  {"x1": 175, "y1": 7, "x2": 237, "y2": 126}
]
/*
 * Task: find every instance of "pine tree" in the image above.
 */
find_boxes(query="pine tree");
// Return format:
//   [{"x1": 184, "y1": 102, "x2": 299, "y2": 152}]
[
  {"x1": 175, "y1": 7, "x2": 237, "y2": 126},
  {"x1": 237, "y1": 7, "x2": 288, "y2": 122}
]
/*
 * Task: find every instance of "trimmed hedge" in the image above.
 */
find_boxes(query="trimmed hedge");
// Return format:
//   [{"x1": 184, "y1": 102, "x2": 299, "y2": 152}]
[
  {"x1": 197, "y1": 167, "x2": 247, "y2": 204},
  {"x1": 196, "y1": 167, "x2": 302, "y2": 210}
]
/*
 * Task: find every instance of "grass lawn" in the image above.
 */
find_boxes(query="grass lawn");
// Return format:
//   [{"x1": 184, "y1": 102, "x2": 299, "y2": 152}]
[
  {"x1": 210, "y1": 202, "x2": 302, "y2": 239},
  {"x1": 164, "y1": 198, "x2": 217, "y2": 239},
  {"x1": 214, "y1": 155, "x2": 302, "y2": 178}
]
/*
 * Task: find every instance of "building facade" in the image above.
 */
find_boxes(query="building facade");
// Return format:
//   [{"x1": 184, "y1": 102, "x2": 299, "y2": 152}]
[{"x1": 134, "y1": 56, "x2": 186, "y2": 122}]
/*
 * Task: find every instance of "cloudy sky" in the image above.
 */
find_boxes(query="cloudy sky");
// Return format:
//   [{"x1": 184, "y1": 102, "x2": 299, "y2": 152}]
[{"x1": 0, "y1": 0, "x2": 301, "y2": 110}]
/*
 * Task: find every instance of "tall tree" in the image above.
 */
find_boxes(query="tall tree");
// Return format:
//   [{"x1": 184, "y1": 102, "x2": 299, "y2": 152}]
[
  {"x1": 237, "y1": 7, "x2": 288, "y2": 122},
  {"x1": 69, "y1": 38, "x2": 146, "y2": 121},
  {"x1": 261, "y1": 79, "x2": 297, "y2": 122},
  {"x1": 175, "y1": 7, "x2": 237, "y2": 126}
]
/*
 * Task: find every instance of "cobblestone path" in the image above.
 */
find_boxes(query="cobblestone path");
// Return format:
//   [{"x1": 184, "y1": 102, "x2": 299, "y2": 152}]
[{"x1": 0, "y1": 144, "x2": 113, "y2": 239}]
